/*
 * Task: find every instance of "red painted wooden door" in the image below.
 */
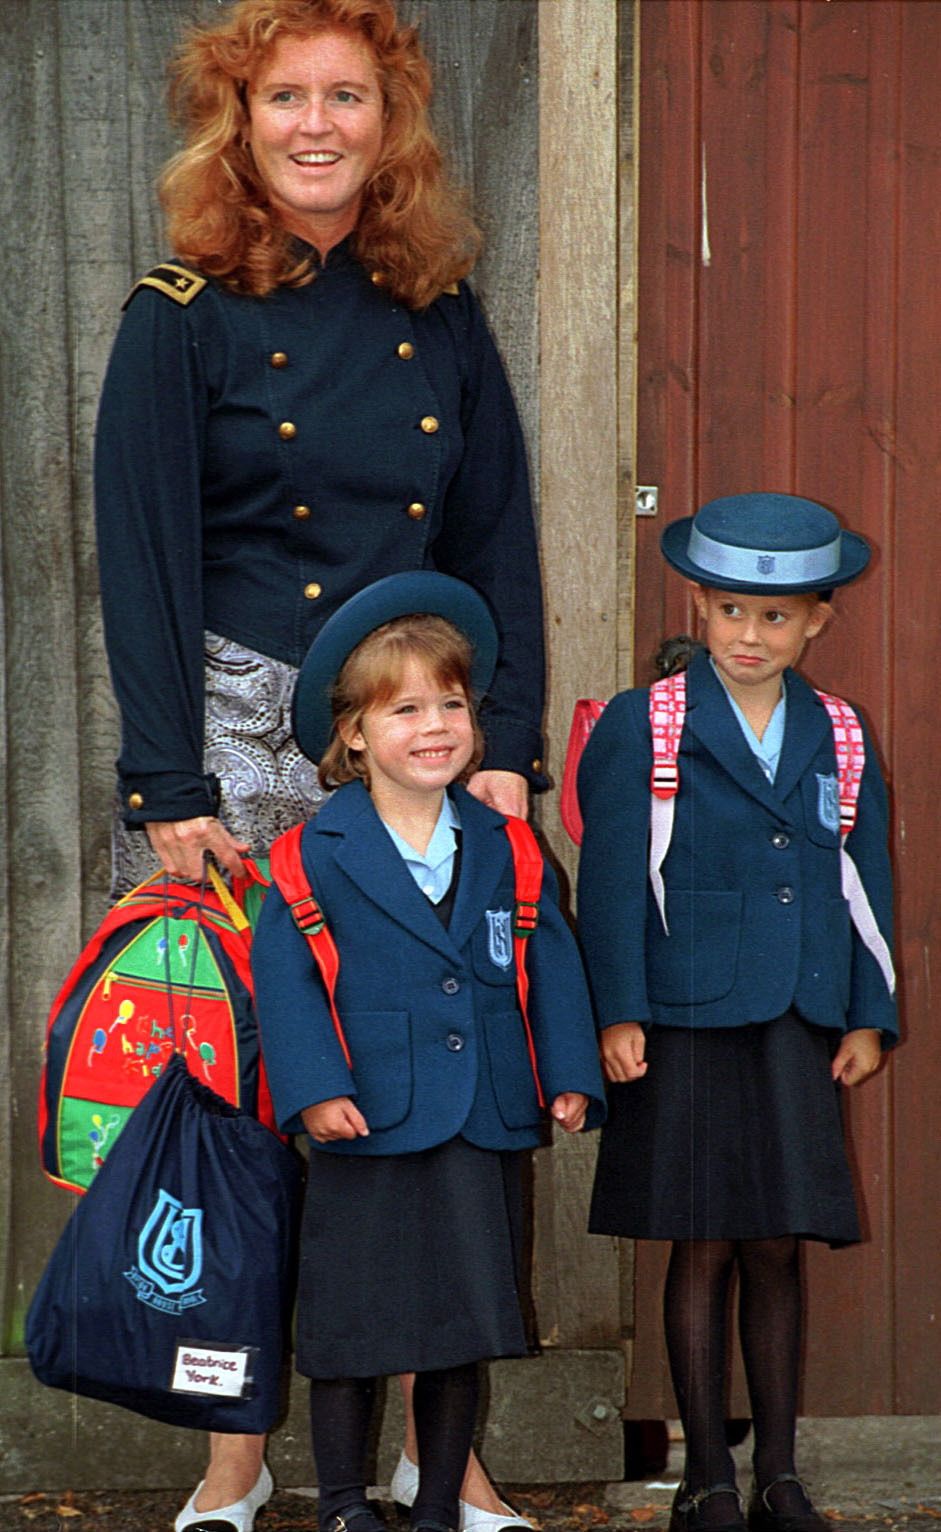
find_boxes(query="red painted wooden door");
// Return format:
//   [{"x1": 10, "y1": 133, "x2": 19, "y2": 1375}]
[{"x1": 630, "y1": 0, "x2": 940, "y2": 1415}]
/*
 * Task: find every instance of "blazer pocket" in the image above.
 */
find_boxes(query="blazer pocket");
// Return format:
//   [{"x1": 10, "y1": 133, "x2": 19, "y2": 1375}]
[
  {"x1": 647, "y1": 890, "x2": 742, "y2": 1004},
  {"x1": 343, "y1": 1010, "x2": 412, "y2": 1131},
  {"x1": 482, "y1": 1009, "x2": 543, "y2": 1130}
]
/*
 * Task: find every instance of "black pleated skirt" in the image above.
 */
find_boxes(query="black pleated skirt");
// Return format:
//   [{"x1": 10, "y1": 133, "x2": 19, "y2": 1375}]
[
  {"x1": 588, "y1": 1011, "x2": 861, "y2": 1246},
  {"x1": 295, "y1": 1136, "x2": 529, "y2": 1379}
]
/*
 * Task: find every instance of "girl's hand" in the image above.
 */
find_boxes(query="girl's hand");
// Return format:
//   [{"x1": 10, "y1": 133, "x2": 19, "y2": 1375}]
[
  {"x1": 600, "y1": 1021, "x2": 648, "y2": 1083},
  {"x1": 301, "y1": 1098, "x2": 370, "y2": 1142},
  {"x1": 466, "y1": 770, "x2": 529, "y2": 819},
  {"x1": 551, "y1": 1092, "x2": 589, "y2": 1133},
  {"x1": 831, "y1": 1028, "x2": 882, "y2": 1087},
  {"x1": 146, "y1": 817, "x2": 249, "y2": 881}
]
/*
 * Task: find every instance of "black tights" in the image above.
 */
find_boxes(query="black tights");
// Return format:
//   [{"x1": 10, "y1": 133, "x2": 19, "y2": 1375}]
[
  {"x1": 309, "y1": 1363, "x2": 479, "y2": 1530},
  {"x1": 664, "y1": 1237, "x2": 802, "y2": 1504}
]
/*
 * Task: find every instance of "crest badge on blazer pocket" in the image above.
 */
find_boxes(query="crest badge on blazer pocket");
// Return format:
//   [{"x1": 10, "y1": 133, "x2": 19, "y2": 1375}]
[
  {"x1": 485, "y1": 909, "x2": 513, "y2": 970},
  {"x1": 816, "y1": 772, "x2": 840, "y2": 834}
]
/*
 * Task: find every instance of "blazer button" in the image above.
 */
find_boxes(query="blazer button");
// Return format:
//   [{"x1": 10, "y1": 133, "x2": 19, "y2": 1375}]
[
  {"x1": 279, "y1": 421, "x2": 297, "y2": 440},
  {"x1": 441, "y1": 976, "x2": 460, "y2": 995},
  {"x1": 776, "y1": 886, "x2": 795, "y2": 904},
  {"x1": 397, "y1": 341, "x2": 415, "y2": 360},
  {"x1": 420, "y1": 415, "x2": 440, "y2": 434},
  {"x1": 270, "y1": 351, "x2": 288, "y2": 368},
  {"x1": 407, "y1": 502, "x2": 427, "y2": 520},
  {"x1": 446, "y1": 1032, "x2": 465, "y2": 1052},
  {"x1": 771, "y1": 831, "x2": 790, "y2": 849}
]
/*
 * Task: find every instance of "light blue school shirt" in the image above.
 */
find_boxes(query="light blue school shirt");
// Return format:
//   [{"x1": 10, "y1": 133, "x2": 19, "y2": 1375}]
[
  {"x1": 381, "y1": 794, "x2": 461, "y2": 904},
  {"x1": 710, "y1": 657, "x2": 786, "y2": 784}
]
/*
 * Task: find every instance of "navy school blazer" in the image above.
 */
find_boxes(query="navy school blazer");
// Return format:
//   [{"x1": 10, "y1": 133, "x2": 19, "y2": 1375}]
[
  {"x1": 576, "y1": 649, "x2": 898, "y2": 1042},
  {"x1": 252, "y1": 781, "x2": 606, "y2": 1153}
]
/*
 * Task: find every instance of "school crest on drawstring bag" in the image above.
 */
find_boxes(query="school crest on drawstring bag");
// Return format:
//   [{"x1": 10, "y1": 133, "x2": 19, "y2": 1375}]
[{"x1": 560, "y1": 675, "x2": 895, "y2": 995}]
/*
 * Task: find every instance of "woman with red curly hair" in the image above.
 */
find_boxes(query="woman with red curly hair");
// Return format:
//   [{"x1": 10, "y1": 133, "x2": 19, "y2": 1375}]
[{"x1": 94, "y1": 2, "x2": 545, "y2": 1530}]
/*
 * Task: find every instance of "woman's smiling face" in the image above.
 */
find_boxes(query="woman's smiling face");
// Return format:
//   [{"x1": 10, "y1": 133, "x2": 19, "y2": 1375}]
[{"x1": 247, "y1": 29, "x2": 385, "y2": 250}]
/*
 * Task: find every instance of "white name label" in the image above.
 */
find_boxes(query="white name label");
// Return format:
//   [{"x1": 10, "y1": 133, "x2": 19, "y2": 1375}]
[{"x1": 171, "y1": 1342, "x2": 254, "y2": 1400}]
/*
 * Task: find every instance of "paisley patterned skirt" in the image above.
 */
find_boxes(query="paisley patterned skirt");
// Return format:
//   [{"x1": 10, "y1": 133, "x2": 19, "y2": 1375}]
[{"x1": 111, "y1": 632, "x2": 327, "y2": 897}]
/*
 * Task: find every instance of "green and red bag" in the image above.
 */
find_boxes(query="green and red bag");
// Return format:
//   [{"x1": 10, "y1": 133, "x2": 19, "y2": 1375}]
[{"x1": 38, "y1": 862, "x2": 276, "y2": 1194}]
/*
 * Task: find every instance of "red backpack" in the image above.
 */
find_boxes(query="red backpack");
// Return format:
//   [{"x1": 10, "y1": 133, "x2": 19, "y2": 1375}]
[{"x1": 40, "y1": 816, "x2": 550, "y2": 1193}]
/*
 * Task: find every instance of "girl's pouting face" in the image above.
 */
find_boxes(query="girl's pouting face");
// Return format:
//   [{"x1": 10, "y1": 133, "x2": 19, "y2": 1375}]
[
  {"x1": 692, "y1": 584, "x2": 831, "y2": 700},
  {"x1": 340, "y1": 655, "x2": 475, "y2": 805}
]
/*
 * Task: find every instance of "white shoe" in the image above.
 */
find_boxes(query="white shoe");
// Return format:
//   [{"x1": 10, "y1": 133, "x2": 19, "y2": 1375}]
[
  {"x1": 174, "y1": 1462, "x2": 274, "y2": 1532},
  {"x1": 388, "y1": 1454, "x2": 533, "y2": 1532},
  {"x1": 390, "y1": 1451, "x2": 420, "y2": 1510}
]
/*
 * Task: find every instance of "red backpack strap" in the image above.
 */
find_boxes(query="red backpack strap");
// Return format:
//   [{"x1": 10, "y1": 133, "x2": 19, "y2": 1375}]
[
  {"x1": 268, "y1": 825, "x2": 352, "y2": 1070},
  {"x1": 503, "y1": 816, "x2": 546, "y2": 1108},
  {"x1": 560, "y1": 698, "x2": 607, "y2": 844},
  {"x1": 813, "y1": 689, "x2": 865, "y2": 836}
]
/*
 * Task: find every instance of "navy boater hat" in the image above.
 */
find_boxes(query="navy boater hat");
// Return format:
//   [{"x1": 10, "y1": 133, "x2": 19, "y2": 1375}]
[
  {"x1": 660, "y1": 492, "x2": 871, "y2": 595},
  {"x1": 292, "y1": 571, "x2": 499, "y2": 763}
]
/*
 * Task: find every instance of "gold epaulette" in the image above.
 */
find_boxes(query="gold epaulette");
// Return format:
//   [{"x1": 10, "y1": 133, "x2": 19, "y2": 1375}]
[{"x1": 122, "y1": 263, "x2": 208, "y2": 310}]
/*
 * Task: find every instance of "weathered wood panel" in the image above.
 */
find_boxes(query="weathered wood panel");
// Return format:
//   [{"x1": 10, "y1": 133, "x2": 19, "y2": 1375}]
[
  {"x1": 631, "y1": 0, "x2": 941, "y2": 1416},
  {"x1": 1, "y1": 0, "x2": 626, "y2": 1491},
  {"x1": 535, "y1": 0, "x2": 624, "y2": 1359}
]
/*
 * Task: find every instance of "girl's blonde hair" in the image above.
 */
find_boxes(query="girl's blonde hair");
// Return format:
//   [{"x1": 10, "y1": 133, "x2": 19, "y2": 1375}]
[
  {"x1": 319, "y1": 614, "x2": 485, "y2": 789},
  {"x1": 159, "y1": 0, "x2": 481, "y2": 305}
]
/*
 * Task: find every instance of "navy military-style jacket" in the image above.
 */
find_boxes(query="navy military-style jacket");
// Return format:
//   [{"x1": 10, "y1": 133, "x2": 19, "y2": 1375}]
[
  {"x1": 94, "y1": 241, "x2": 547, "y2": 825},
  {"x1": 576, "y1": 649, "x2": 897, "y2": 1041},
  {"x1": 251, "y1": 782, "x2": 606, "y2": 1154}
]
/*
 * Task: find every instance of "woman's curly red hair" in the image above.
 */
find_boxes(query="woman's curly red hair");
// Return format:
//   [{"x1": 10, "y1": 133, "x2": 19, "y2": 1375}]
[{"x1": 159, "y1": 0, "x2": 481, "y2": 306}]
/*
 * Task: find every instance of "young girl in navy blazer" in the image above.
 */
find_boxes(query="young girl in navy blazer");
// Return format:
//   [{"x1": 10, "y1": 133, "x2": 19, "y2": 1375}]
[
  {"x1": 252, "y1": 572, "x2": 605, "y2": 1532},
  {"x1": 577, "y1": 495, "x2": 897, "y2": 1532}
]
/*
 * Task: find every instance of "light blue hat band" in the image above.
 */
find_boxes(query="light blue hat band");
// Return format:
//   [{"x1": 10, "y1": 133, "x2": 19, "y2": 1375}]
[{"x1": 687, "y1": 525, "x2": 842, "y2": 585}]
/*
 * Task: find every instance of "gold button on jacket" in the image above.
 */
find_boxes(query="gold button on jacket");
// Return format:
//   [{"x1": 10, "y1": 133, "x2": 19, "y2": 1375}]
[
  {"x1": 397, "y1": 342, "x2": 415, "y2": 360},
  {"x1": 304, "y1": 582, "x2": 322, "y2": 600},
  {"x1": 279, "y1": 421, "x2": 297, "y2": 440},
  {"x1": 270, "y1": 352, "x2": 288, "y2": 368},
  {"x1": 420, "y1": 416, "x2": 439, "y2": 434},
  {"x1": 128, "y1": 792, "x2": 144, "y2": 810},
  {"x1": 407, "y1": 502, "x2": 428, "y2": 520},
  {"x1": 293, "y1": 504, "x2": 312, "y2": 520}
]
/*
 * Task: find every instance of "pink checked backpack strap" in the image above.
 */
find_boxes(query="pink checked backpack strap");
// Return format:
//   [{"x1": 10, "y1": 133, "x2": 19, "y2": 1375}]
[
  {"x1": 648, "y1": 673, "x2": 687, "y2": 934},
  {"x1": 813, "y1": 691, "x2": 896, "y2": 994},
  {"x1": 268, "y1": 825, "x2": 353, "y2": 1069},
  {"x1": 503, "y1": 816, "x2": 547, "y2": 1109}
]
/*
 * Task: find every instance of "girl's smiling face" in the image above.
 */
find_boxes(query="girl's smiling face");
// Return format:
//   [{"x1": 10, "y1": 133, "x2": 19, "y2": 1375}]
[
  {"x1": 693, "y1": 584, "x2": 831, "y2": 699},
  {"x1": 247, "y1": 29, "x2": 385, "y2": 250},
  {"x1": 340, "y1": 656, "x2": 475, "y2": 807}
]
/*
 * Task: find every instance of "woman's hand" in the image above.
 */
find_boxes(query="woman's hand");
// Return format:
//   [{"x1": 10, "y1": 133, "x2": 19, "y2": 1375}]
[
  {"x1": 145, "y1": 817, "x2": 249, "y2": 882},
  {"x1": 831, "y1": 1027, "x2": 882, "y2": 1087},
  {"x1": 600, "y1": 1021, "x2": 648, "y2": 1083},
  {"x1": 466, "y1": 769, "x2": 529, "y2": 819},
  {"x1": 551, "y1": 1092, "x2": 589, "y2": 1133},
  {"x1": 301, "y1": 1097, "x2": 370, "y2": 1143}
]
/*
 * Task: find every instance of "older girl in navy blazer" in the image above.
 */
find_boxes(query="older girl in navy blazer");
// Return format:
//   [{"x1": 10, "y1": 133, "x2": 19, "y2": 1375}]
[
  {"x1": 578, "y1": 496, "x2": 897, "y2": 1532},
  {"x1": 253, "y1": 573, "x2": 605, "y2": 1532}
]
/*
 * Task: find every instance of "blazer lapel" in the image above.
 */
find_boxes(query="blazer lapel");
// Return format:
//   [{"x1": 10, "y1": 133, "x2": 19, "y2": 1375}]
[
  {"x1": 684, "y1": 650, "x2": 792, "y2": 819},
  {"x1": 773, "y1": 669, "x2": 833, "y2": 804},
  {"x1": 446, "y1": 786, "x2": 511, "y2": 954},
  {"x1": 313, "y1": 783, "x2": 460, "y2": 962}
]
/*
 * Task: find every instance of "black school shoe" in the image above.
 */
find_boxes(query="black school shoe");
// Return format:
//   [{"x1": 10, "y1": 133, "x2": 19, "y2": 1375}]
[
  {"x1": 670, "y1": 1484, "x2": 747, "y2": 1532},
  {"x1": 747, "y1": 1475, "x2": 828, "y2": 1532}
]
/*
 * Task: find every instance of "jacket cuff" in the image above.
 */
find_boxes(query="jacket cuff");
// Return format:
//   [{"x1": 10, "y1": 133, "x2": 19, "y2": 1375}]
[
  {"x1": 118, "y1": 770, "x2": 221, "y2": 827},
  {"x1": 479, "y1": 713, "x2": 549, "y2": 792}
]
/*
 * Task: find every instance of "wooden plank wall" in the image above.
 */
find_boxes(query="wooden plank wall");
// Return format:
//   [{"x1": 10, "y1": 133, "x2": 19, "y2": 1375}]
[
  {"x1": 0, "y1": 0, "x2": 627, "y2": 1489},
  {"x1": 631, "y1": 0, "x2": 941, "y2": 1416}
]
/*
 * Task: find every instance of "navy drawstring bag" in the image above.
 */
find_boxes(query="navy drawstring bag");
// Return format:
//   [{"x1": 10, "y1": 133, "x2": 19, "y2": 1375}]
[{"x1": 26, "y1": 1051, "x2": 301, "y2": 1431}]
